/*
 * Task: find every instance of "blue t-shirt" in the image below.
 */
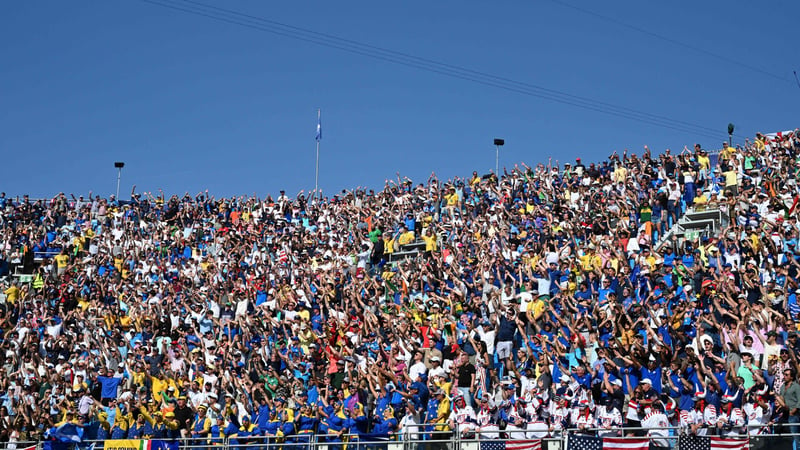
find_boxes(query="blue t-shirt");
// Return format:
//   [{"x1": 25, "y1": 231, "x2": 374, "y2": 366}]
[{"x1": 97, "y1": 376, "x2": 123, "y2": 399}]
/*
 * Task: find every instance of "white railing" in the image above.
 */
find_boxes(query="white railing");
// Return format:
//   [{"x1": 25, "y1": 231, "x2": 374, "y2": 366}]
[{"x1": 18, "y1": 424, "x2": 800, "y2": 450}]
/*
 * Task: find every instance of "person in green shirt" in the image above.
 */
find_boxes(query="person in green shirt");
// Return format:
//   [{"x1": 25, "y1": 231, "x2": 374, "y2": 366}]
[
  {"x1": 737, "y1": 352, "x2": 756, "y2": 390},
  {"x1": 368, "y1": 226, "x2": 382, "y2": 243},
  {"x1": 779, "y1": 368, "x2": 800, "y2": 444},
  {"x1": 639, "y1": 203, "x2": 653, "y2": 223}
]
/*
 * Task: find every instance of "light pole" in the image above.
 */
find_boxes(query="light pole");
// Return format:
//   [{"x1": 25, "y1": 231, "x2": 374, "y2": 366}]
[
  {"x1": 727, "y1": 123, "x2": 735, "y2": 147},
  {"x1": 114, "y1": 162, "x2": 125, "y2": 199},
  {"x1": 493, "y1": 138, "x2": 504, "y2": 184}
]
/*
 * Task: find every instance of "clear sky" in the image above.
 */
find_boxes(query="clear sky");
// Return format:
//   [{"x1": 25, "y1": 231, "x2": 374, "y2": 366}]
[{"x1": 1, "y1": 0, "x2": 797, "y2": 199}]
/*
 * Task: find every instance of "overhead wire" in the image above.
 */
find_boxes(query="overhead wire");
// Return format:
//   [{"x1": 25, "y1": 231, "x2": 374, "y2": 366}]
[
  {"x1": 545, "y1": 0, "x2": 792, "y2": 84},
  {"x1": 135, "y1": 0, "x2": 735, "y2": 141},
  {"x1": 170, "y1": 0, "x2": 738, "y2": 139}
]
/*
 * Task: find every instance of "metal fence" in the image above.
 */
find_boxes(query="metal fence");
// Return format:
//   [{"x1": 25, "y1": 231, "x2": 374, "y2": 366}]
[{"x1": 7, "y1": 426, "x2": 800, "y2": 450}]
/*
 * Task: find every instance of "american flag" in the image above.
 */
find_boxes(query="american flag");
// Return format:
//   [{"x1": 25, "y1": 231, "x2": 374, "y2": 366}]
[
  {"x1": 710, "y1": 437, "x2": 749, "y2": 450},
  {"x1": 678, "y1": 435, "x2": 749, "y2": 450},
  {"x1": 602, "y1": 437, "x2": 650, "y2": 450},
  {"x1": 480, "y1": 439, "x2": 542, "y2": 450},
  {"x1": 567, "y1": 434, "x2": 602, "y2": 450},
  {"x1": 567, "y1": 435, "x2": 649, "y2": 450}
]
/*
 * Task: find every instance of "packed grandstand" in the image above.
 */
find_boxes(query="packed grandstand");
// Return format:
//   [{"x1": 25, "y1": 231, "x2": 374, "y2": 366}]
[{"x1": 1, "y1": 129, "x2": 799, "y2": 448}]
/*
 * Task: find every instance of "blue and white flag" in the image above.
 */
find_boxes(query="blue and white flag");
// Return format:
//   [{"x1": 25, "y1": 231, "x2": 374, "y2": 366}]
[{"x1": 315, "y1": 111, "x2": 322, "y2": 142}]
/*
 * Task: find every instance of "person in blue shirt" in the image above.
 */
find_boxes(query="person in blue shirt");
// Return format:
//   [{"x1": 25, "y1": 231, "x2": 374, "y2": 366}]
[
  {"x1": 96, "y1": 367, "x2": 123, "y2": 404},
  {"x1": 260, "y1": 409, "x2": 285, "y2": 449},
  {"x1": 320, "y1": 400, "x2": 347, "y2": 450},
  {"x1": 294, "y1": 403, "x2": 319, "y2": 450},
  {"x1": 209, "y1": 415, "x2": 233, "y2": 442},
  {"x1": 369, "y1": 406, "x2": 398, "y2": 450},
  {"x1": 570, "y1": 364, "x2": 592, "y2": 390},
  {"x1": 229, "y1": 415, "x2": 262, "y2": 450},
  {"x1": 634, "y1": 355, "x2": 664, "y2": 394}
]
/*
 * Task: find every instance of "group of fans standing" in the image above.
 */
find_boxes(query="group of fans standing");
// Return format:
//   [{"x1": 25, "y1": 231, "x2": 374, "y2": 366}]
[{"x1": 0, "y1": 129, "x2": 799, "y2": 449}]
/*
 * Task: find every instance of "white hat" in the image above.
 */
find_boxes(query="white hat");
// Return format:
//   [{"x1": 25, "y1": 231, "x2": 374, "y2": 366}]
[
  {"x1": 560, "y1": 375, "x2": 570, "y2": 383},
  {"x1": 612, "y1": 379, "x2": 622, "y2": 387},
  {"x1": 641, "y1": 378, "x2": 652, "y2": 385}
]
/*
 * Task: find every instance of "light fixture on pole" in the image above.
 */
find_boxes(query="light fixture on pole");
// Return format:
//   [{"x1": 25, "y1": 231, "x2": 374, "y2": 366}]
[
  {"x1": 727, "y1": 123, "x2": 735, "y2": 147},
  {"x1": 493, "y1": 138, "x2": 504, "y2": 184},
  {"x1": 114, "y1": 162, "x2": 125, "y2": 199}
]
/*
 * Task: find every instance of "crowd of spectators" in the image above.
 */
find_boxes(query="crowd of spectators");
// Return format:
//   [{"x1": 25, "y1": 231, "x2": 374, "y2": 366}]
[{"x1": 0, "y1": 129, "x2": 799, "y2": 447}]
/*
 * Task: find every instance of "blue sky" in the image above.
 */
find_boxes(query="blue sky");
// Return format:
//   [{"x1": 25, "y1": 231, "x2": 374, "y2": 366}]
[{"x1": 1, "y1": 0, "x2": 797, "y2": 199}]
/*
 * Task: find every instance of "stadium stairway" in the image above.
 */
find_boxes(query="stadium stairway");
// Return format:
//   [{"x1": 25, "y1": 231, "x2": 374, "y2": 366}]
[{"x1": 655, "y1": 206, "x2": 729, "y2": 251}]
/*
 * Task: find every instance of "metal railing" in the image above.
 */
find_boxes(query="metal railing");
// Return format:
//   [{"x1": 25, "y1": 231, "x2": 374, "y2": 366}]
[{"x1": 16, "y1": 423, "x2": 800, "y2": 450}]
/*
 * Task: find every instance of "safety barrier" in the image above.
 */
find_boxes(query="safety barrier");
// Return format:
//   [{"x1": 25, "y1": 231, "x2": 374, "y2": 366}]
[{"x1": 15, "y1": 425, "x2": 800, "y2": 450}]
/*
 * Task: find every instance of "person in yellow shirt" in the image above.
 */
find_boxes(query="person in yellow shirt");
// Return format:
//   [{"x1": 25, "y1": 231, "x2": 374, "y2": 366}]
[
  {"x1": 693, "y1": 192, "x2": 709, "y2": 206},
  {"x1": 54, "y1": 250, "x2": 70, "y2": 276},
  {"x1": 422, "y1": 228, "x2": 438, "y2": 258},
  {"x1": 432, "y1": 389, "x2": 452, "y2": 433},
  {"x1": 697, "y1": 149, "x2": 711, "y2": 173},
  {"x1": 397, "y1": 225, "x2": 415, "y2": 246},
  {"x1": 720, "y1": 141, "x2": 737, "y2": 162},
  {"x1": 469, "y1": 171, "x2": 481, "y2": 187},
  {"x1": 444, "y1": 187, "x2": 460, "y2": 218},
  {"x1": 3, "y1": 283, "x2": 20, "y2": 305},
  {"x1": 151, "y1": 371, "x2": 176, "y2": 401},
  {"x1": 723, "y1": 167, "x2": 738, "y2": 197},
  {"x1": 527, "y1": 294, "x2": 547, "y2": 322},
  {"x1": 579, "y1": 245, "x2": 602, "y2": 273},
  {"x1": 612, "y1": 165, "x2": 627, "y2": 184}
]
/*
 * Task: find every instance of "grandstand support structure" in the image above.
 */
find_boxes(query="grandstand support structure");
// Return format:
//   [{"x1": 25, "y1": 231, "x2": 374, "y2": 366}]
[{"x1": 655, "y1": 205, "x2": 729, "y2": 252}]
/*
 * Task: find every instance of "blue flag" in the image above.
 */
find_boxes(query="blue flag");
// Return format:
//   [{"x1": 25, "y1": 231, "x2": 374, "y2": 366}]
[
  {"x1": 315, "y1": 112, "x2": 322, "y2": 141},
  {"x1": 151, "y1": 440, "x2": 180, "y2": 450},
  {"x1": 45, "y1": 422, "x2": 83, "y2": 443}
]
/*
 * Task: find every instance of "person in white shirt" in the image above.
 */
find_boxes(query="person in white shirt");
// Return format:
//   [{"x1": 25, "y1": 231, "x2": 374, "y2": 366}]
[
  {"x1": 742, "y1": 394, "x2": 772, "y2": 436},
  {"x1": 594, "y1": 397, "x2": 622, "y2": 437},
  {"x1": 549, "y1": 395, "x2": 571, "y2": 436},
  {"x1": 504, "y1": 400, "x2": 529, "y2": 440},
  {"x1": 716, "y1": 399, "x2": 746, "y2": 437},
  {"x1": 408, "y1": 351, "x2": 428, "y2": 381},
  {"x1": 428, "y1": 356, "x2": 446, "y2": 379},
  {"x1": 475, "y1": 394, "x2": 500, "y2": 439},
  {"x1": 570, "y1": 398, "x2": 595, "y2": 433},
  {"x1": 398, "y1": 402, "x2": 421, "y2": 442},
  {"x1": 642, "y1": 401, "x2": 671, "y2": 450},
  {"x1": 525, "y1": 405, "x2": 550, "y2": 439},
  {"x1": 448, "y1": 395, "x2": 477, "y2": 438}
]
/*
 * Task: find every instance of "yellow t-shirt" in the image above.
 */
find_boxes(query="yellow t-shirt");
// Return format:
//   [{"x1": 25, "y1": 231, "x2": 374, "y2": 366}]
[
  {"x1": 527, "y1": 298, "x2": 547, "y2": 320},
  {"x1": 435, "y1": 395, "x2": 452, "y2": 431},
  {"x1": 579, "y1": 253, "x2": 602, "y2": 272},
  {"x1": 724, "y1": 171, "x2": 738, "y2": 187},
  {"x1": 384, "y1": 237, "x2": 396, "y2": 254},
  {"x1": 445, "y1": 193, "x2": 459, "y2": 207},
  {"x1": 55, "y1": 254, "x2": 69, "y2": 269},
  {"x1": 398, "y1": 231, "x2": 415, "y2": 246},
  {"x1": 151, "y1": 376, "x2": 176, "y2": 400},
  {"x1": 423, "y1": 235, "x2": 438, "y2": 252},
  {"x1": 613, "y1": 167, "x2": 627, "y2": 183},
  {"x1": 4, "y1": 286, "x2": 20, "y2": 304},
  {"x1": 697, "y1": 154, "x2": 710, "y2": 170}
]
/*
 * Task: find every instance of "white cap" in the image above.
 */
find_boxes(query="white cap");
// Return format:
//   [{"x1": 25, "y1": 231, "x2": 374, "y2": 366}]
[
  {"x1": 560, "y1": 375, "x2": 570, "y2": 383},
  {"x1": 612, "y1": 379, "x2": 622, "y2": 387},
  {"x1": 641, "y1": 378, "x2": 652, "y2": 385}
]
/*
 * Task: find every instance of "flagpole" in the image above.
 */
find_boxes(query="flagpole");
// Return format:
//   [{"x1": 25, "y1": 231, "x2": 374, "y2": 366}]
[{"x1": 315, "y1": 108, "x2": 320, "y2": 202}]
